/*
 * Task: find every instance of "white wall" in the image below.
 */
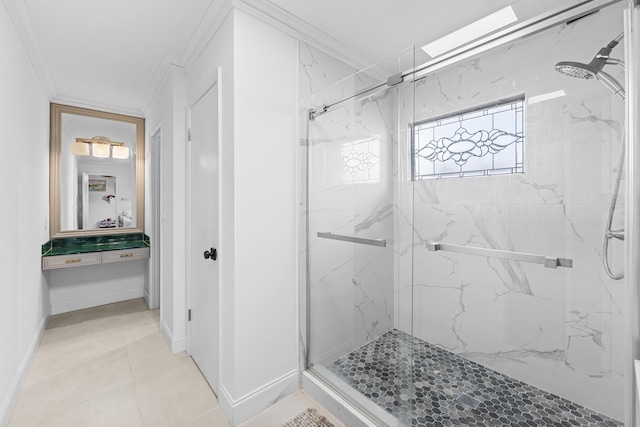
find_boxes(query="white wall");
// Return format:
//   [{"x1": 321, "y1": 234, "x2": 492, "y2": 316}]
[
  {"x1": 48, "y1": 262, "x2": 145, "y2": 315},
  {"x1": 145, "y1": 69, "x2": 189, "y2": 352},
  {"x1": 0, "y1": 3, "x2": 51, "y2": 426},
  {"x1": 229, "y1": 9, "x2": 298, "y2": 415},
  {"x1": 147, "y1": 7, "x2": 299, "y2": 424}
]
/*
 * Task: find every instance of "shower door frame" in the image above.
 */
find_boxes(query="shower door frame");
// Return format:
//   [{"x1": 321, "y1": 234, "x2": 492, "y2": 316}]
[
  {"x1": 625, "y1": 1, "x2": 640, "y2": 426},
  {"x1": 303, "y1": 0, "x2": 640, "y2": 425}
]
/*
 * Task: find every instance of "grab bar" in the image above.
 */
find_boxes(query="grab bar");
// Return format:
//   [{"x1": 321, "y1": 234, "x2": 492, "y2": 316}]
[
  {"x1": 317, "y1": 232, "x2": 387, "y2": 247},
  {"x1": 426, "y1": 241, "x2": 572, "y2": 269}
]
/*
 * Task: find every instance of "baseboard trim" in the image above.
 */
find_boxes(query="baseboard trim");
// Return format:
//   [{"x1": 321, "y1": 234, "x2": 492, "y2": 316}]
[
  {"x1": 218, "y1": 385, "x2": 234, "y2": 425},
  {"x1": 160, "y1": 319, "x2": 186, "y2": 354},
  {"x1": 50, "y1": 288, "x2": 144, "y2": 315},
  {"x1": 218, "y1": 369, "x2": 299, "y2": 426},
  {"x1": 0, "y1": 315, "x2": 48, "y2": 427}
]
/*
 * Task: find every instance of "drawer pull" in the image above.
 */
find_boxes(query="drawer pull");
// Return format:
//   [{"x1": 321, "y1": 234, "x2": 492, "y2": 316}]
[
  {"x1": 120, "y1": 253, "x2": 134, "y2": 258},
  {"x1": 65, "y1": 258, "x2": 82, "y2": 264}
]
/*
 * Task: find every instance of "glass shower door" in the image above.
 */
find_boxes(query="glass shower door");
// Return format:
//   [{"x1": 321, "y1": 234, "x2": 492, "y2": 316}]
[
  {"x1": 306, "y1": 50, "x2": 416, "y2": 425},
  {"x1": 407, "y1": 2, "x2": 626, "y2": 425}
]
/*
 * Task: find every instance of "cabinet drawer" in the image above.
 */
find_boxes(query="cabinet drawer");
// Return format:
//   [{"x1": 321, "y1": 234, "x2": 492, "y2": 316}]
[
  {"x1": 101, "y1": 247, "x2": 149, "y2": 263},
  {"x1": 42, "y1": 252, "x2": 102, "y2": 270}
]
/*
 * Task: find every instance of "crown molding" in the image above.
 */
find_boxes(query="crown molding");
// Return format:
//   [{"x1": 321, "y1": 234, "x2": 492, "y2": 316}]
[
  {"x1": 181, "y1": 0, "x2": 236, "y2": 72},
  {"x1": 233, "y1": 0, "x2": 375, "y2": 73},
  {"x1": 142, "y1": 0, "x2": 381, "y2": 115},
  {"x1": 4, "y1": 0, "x2": 234, "y2": 115},
  {"x1": 8, "y1": 0, "x2": 379, "y2": 116},
  {"x1": 51, "y1": 94, "x2": 144, "y2": 117},
  {"x1": 4, "y1": 0, "x2": 143, "y2": 116},
  {"x1": 231, "y1": 0, "x2": 390, "y2": 84},
  {"x1": 3, "y1": 0, "x2": 56, "y2": 99},
  {"x1": 141, "y1": 0, "x2": 235, "y2": 114},
  {"x1": 140, "y1": 55, "x2": 184, "y2": 115}
]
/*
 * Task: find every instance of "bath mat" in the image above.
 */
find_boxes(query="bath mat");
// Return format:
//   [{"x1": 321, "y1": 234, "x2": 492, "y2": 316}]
[{"x1": 284, "y1": 408, "x2": 335, "y2": 427}]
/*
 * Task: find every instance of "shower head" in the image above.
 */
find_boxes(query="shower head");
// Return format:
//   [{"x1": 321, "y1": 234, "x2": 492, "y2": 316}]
[
  {"x1": 554, "y1": 33, "x2": 625, "y2": 99},
  {"x1": 555, "y1": 61, "x2": 599, "y2": 79}
]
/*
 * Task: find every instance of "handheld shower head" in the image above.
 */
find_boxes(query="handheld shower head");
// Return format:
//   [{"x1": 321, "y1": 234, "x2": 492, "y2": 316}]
[
  {"x1": 554, "y1": 33, "x2": 625, "y2": 99},
  {"x1": 554, "y1": 61, "x2": 599, "y2": 79}
]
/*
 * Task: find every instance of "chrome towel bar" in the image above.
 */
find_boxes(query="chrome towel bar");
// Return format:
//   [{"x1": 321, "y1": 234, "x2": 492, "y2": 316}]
[
  {"x1": 426, "y1": 241, "x2": 572, "y2": 269},
  {"x1": 317, "y1": 232, "x2": 387, "y2": 247}
]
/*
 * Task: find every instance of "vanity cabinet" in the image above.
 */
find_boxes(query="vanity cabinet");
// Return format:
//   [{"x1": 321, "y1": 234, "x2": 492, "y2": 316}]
[
  {"x1": 42, "y1": 247, "x2": 149, "y2": 270},
  {"x1": 42, "y1": 233, "x2": 150, "y2": 270}
]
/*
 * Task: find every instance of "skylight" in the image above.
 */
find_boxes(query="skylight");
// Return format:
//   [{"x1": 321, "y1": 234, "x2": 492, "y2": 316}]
[
  {"x1": 527, "y1": 90, "x2": 566, "y2": 105},
  {"x1": 421, "y1": 6, "x2": 518, "y2": 58}
]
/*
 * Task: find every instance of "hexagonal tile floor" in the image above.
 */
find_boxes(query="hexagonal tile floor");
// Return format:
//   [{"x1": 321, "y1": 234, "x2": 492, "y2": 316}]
[{"x1": 326, "y1": 329, "x2": 622, "y2": 426}]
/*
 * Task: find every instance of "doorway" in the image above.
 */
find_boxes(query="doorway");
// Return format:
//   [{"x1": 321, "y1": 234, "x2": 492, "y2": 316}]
[{"x1": 149, "y1": 128, "x2": 162, "y2": 310}]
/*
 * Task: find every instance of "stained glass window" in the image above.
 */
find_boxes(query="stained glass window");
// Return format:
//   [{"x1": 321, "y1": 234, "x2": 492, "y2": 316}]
[{"x1": 411, "y1": 96, "x2": 525, "y2": 180}]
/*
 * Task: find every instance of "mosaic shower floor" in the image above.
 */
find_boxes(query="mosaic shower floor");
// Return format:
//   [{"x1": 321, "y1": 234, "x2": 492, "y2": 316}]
[{"x1": 326, "y1": 329, "x2": 622, "y2": 427}]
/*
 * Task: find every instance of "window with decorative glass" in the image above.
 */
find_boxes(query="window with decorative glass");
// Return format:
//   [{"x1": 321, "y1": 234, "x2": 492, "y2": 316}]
[{"x1": 411, "y1": 96, "x2": 525, "y2": 180}]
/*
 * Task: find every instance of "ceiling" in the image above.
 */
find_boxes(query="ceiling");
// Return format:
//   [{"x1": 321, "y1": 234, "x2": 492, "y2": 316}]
[
  {"x1": 269, "y1": 0, "x2": 582, "y2": 64},
  {"x1": 7, "y1": 0, "x2": 586, "y2": 115}
]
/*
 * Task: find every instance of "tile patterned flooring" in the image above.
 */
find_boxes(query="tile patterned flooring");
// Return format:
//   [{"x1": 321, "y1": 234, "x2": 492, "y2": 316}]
[
  {"x1": 8, "y1": 299, "x2": 342, "y2": 427},
  {"x1": 20, "y1": 299, "x2": 622, "y2": 426},
  {"x1": 327, "y1": 329, "x2": 622, "y2": 427}
]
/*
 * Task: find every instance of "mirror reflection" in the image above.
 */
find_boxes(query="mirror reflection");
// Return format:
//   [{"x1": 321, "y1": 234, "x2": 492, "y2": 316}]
[
  {"x1": 50, "y1": 104, "x2": 144, "y2": 238},
  {"x1": 60, "y1": 114, "x2": 137, "y2": 231}
]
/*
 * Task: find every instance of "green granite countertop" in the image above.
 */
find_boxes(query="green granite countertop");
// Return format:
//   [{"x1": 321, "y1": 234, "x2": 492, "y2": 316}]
[{"x1": 42, "y1": 233, "x2": 150, "y2": 256}]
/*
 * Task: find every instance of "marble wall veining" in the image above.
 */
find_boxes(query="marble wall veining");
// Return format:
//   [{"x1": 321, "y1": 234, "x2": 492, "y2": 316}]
[{"x1": 301, "y1": 1, "x2": 626, "y2": 421}]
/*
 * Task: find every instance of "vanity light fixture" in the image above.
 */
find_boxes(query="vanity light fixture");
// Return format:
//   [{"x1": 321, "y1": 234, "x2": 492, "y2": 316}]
[
  {"x1": 421, "y1": 6, "x2": 518, "y2": 58},
  {"x1": 71, "y1": 136, "x2": 129, "y2": 159}
]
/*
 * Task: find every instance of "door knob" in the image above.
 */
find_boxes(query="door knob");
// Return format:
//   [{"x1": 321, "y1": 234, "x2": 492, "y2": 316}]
[{"x1": 204, "y1": 248, "x2": 217, "y2": 261}]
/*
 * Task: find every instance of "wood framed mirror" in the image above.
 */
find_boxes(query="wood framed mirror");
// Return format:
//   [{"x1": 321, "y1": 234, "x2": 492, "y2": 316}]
[{"x1": 50, "y1": 103, "x2": 145, "y2": 238}]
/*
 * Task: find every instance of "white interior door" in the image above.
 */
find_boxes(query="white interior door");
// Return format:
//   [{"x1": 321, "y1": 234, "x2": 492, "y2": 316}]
[{"x1": 188, "y1": 83, "x2": 219, "y2": 395}]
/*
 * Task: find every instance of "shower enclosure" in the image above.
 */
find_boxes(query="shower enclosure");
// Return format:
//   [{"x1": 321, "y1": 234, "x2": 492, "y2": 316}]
[{"x1": 303, "y1": 0, "x2": 639, "y2": 426}]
